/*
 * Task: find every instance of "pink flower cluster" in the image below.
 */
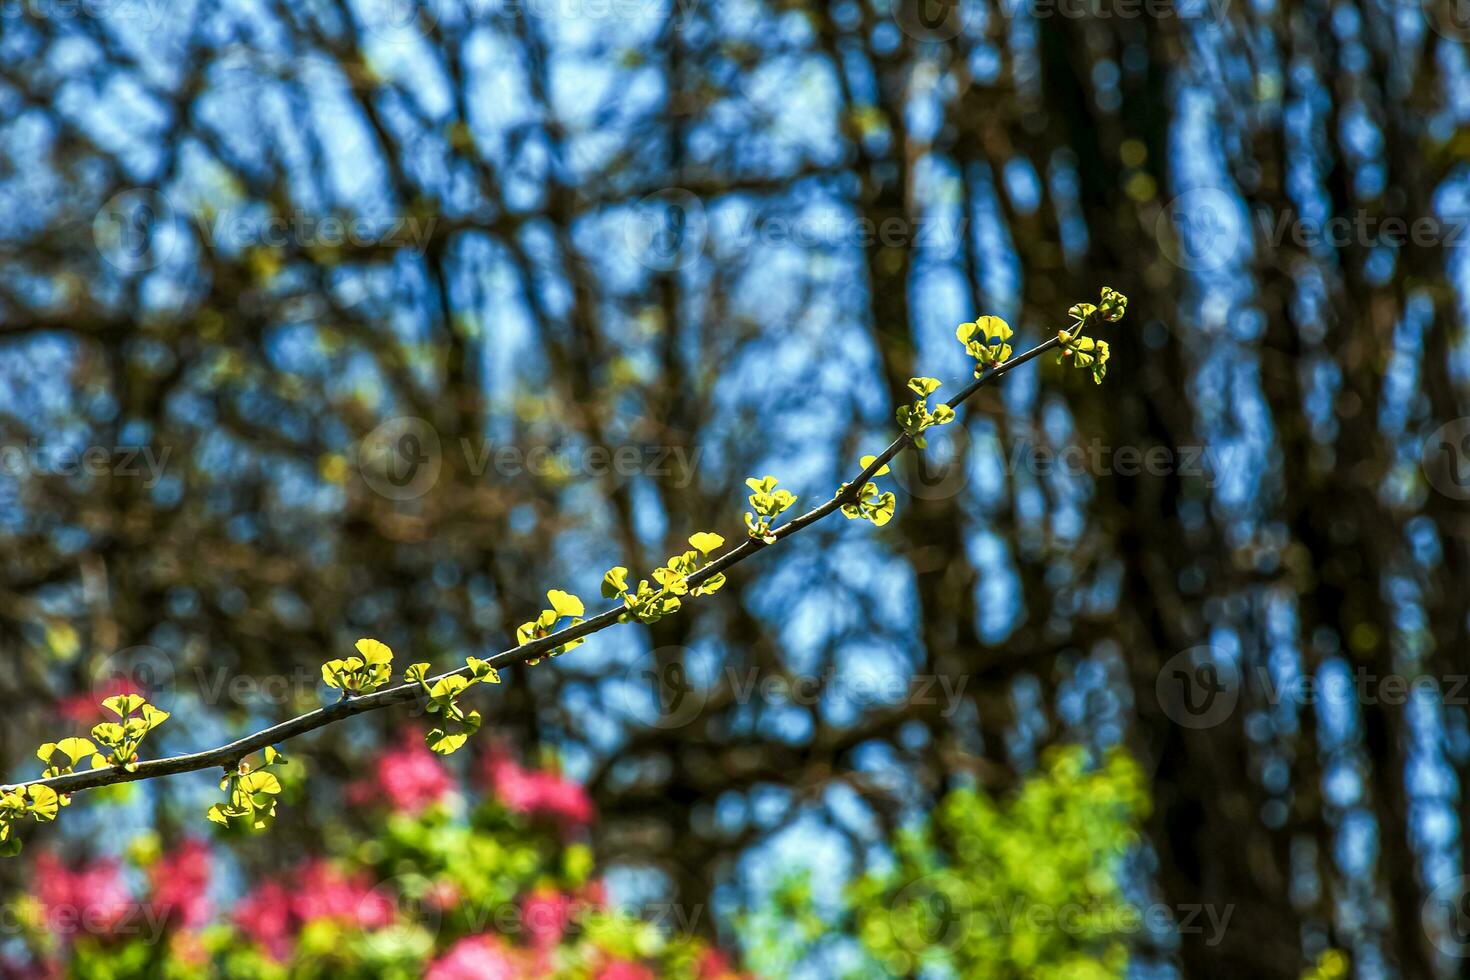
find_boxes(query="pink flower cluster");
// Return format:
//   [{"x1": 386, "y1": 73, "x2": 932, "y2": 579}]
[
  {"x1": 14, "y1": 738, "x2": 748, "y2": 980},
  {"x1": 24, "y1": 839, "x2": 212, "y2": 965},
  {"x1": 521, "y1": 888, "x2": 575, "y2": 950},
  {"x1": 234, "y1": 860, "x2": 394, "y2": 959},
  {"x1": 595, "y1": 950, "x2": 740, "y2": 980},
  {"x1": 420, "y1": 882, "x2": 742, "y2": 980},
  {"x1": 54, "y1": 679, "x2": 138, "y2": 725},
  {"x1": 481, "y1": 752, "x2": 595, "y2": 830},
  {"x1": 149, "y1": 838, "x2": 212, "y2": 929},
  {"x1": 517, "y1": 880, "x2": 610, "y2": 950},
  {"x1": 30, "y1": 853, "x2": 135, "y2": 939},
  {"x1": 422, "y1": 935, "x2": 659, "y2": 980},
  {"x1": 424, "y1": 935, "x2": 536, "y2": 980},
  {"x1": 346, "y1": 731, "x2": 455, "y2": 814},
  {"x1": 423, "y1": 934, "x2": 737, "y2": 980}
]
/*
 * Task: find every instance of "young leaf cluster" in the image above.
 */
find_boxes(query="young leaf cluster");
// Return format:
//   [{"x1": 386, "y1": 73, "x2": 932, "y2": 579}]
[
  {"x1": 207, "y1": 747, "x2": 287, "y2": 830},
  {"x1": 516, "y1": 590, "x2": 587, "y2": 664},
  {"x1": 743, "y1": 476, "x2": 797, "y2": 544},
  {"x1": 404, "y1": 656, "x2": 501, "y2": 755},
  {"x1": 841, "y1": 455, "x2": 897, "y2": 527},
  {"x1": 895, "y1": 376, "x2": 955, "y2": 449},
  {"x1": 957, "y1": 315, "x2": 1013, "y2": 376},
  {"x1": 0, "y1": 692, "x2": 166, "y2": 854},
  {"x1": 1057, "y1": 286, "x2": 1129, "y2": 384},
  {"x1": 604, "y1": 532, "x2": 727, "y2": 625},
  {"x1": 90, "y1": 694, "x2": 171, "y2": 772},
  {"x1": 37, "y1": 736, "x2": 99, "y2": 779},
  {"x1": 322, "y1": 637, "x2": 394, "y2": 696},
  {"x1": 0, "y1": 785, "x2": 60, "y2": 856}
]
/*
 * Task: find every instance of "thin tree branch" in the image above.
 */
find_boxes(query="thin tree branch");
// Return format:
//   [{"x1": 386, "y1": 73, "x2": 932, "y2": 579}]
[{"x1": 6, "y1": 334, "x2": 1063, "y2": 799}]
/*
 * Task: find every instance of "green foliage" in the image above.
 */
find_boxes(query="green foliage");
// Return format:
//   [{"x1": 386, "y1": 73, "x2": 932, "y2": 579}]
[
  {"x1": 743, "y1": 476, "x2": 798, "y2": 544},
  {"x1": 403, "y1": 658, "x2": 501, "y2": 755},
  {"x1": 1057, "y1": 287, "x2": 1129, "y2": 385},
  {"x1": 688, "y1": 531, "x2": 724, "y2": 556},
  {"x1": 607, "y1": 572, "x2": 680, "y2": 624},
  {"x1": 957, "y1": 315, "x2": 1014, "y2": 376},
  {"x1": 601, "y1": 565, "x2": 630, "y2": 598},
  {"x1": 37, "y1": 737, "x2": 97, "y2": 779},
  {"x1": 1063, "y1": 335, "x2": 1111, "y2": 385},
  {"x1": 1302, "y1": 950, "x2": 1350, "y2": 980},
  {"x1": 89, "y1": 694, "x2": 170, "y2": 771},
  {"x1": 516, "y1": 590, "x2": 587, "y2": 663},
  {"x1": 841, "y1": 455, "x2": 897, "y2": 527},
  {"x1": 895, "y1": 377, "x2": 955, "y2": 449},
  {"x1": 0, "y1": 691, "x2": 164, "y2": 855},
  {"x1": 322, "y1": 638, "x2": 395, "y2": 696},
  {"x1": 0, "y1": 784, "x2": 61, "y2": 857},
  {"x1": 207, "y1": 746, "x2": 288, "y2": 830},
  {"x1": 604, "y1": 532, "x2": 728, "y2": 625},
  {"x1": 7, "y1": 747, "x2": 746, "y2": 978},
  {"x1": 738, "y1": 747, "x2": 1149, "y2": 980},
  {"x1": 1097, "y1": 285, "x2": 1128, "y2": 322}
]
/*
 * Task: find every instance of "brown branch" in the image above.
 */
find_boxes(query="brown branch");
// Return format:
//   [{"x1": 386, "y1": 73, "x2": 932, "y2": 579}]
[{"x1": 6, "y1": 333, "x2": 1063, "y2": 799}]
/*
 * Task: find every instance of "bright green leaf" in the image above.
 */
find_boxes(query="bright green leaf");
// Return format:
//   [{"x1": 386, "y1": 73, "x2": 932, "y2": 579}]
[
  {"x1": 355, "y1": 637, "x2": 393, "y2": 666},
  {"x1": 546, "y1": 589, "x2": 584, "y2": 618},
  {"x1": 688, "y1": 531, "x2": 725, "y2": 555}
]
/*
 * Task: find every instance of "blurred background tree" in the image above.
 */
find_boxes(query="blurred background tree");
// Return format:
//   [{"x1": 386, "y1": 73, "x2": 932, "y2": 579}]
[{"x1": 0, "y1": 1, "x2": 1468, "y2": 977}]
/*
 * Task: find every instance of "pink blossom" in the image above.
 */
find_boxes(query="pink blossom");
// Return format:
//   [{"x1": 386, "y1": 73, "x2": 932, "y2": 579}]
[
  {"x1": 30, "y1": 852, "x2": 134, "y2": 940},
  {"x1": 595, "y1": 960, "x2": 656, "y2": 980},
  {"x1": 235, "y1": 861, "x2": 396, "y2": 959},
  {"x1": 0, "y1": 954, "x2": 58, "y2": 979},
  {"x1": 579, "y1": 878, "x2": 609, "y2": 907},
  {"x1": 150, "y1": 838, "x2": 212, "y2": 929},
  {"x1": 483, "y1": 753, "x2": 540, "y2": 811},
  {"x1": 291, "y1": 861, "x2": 395, "y2": 929},
  {"x1": 343, "y1": 779, "x2": 377, "y2": 809},
  {"x1": 374, "y1": 736, "x2": 454, "y2": 814},
  {"x1": 425, "y1": 935, "x2": 526, "y2": 980},
  {"x1": 234, "y1": 881, "x2": 292, "y2": 959},
  {"x1": 482, "y1": 753, "x2": 595, "y2": 830},
  {"x1": 427, "y1": 879, "x2": 462, "y2": 911},
  {"x1": 521, "y1": 888, "x2": 573, "y2": 950},
  {"x1": 54, "y1": 679, "x2": 138, "y2": 725},
  {"x1": 697, "y1": 949, "x2": 742, "y2": 978},
  {"x1": 536, "y1": 777, "x2": 595, "y2": 827}
]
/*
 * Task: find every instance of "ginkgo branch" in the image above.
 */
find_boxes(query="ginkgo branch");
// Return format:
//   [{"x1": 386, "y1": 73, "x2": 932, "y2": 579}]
[{"x1": 3, "y1": 327, "x2": 1076, "y2": 805}]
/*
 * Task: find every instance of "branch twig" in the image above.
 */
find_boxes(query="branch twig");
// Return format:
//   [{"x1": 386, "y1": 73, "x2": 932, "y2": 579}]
[{"x1": 7, "y1": 334, "x2": 1062, "y2": 799}]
